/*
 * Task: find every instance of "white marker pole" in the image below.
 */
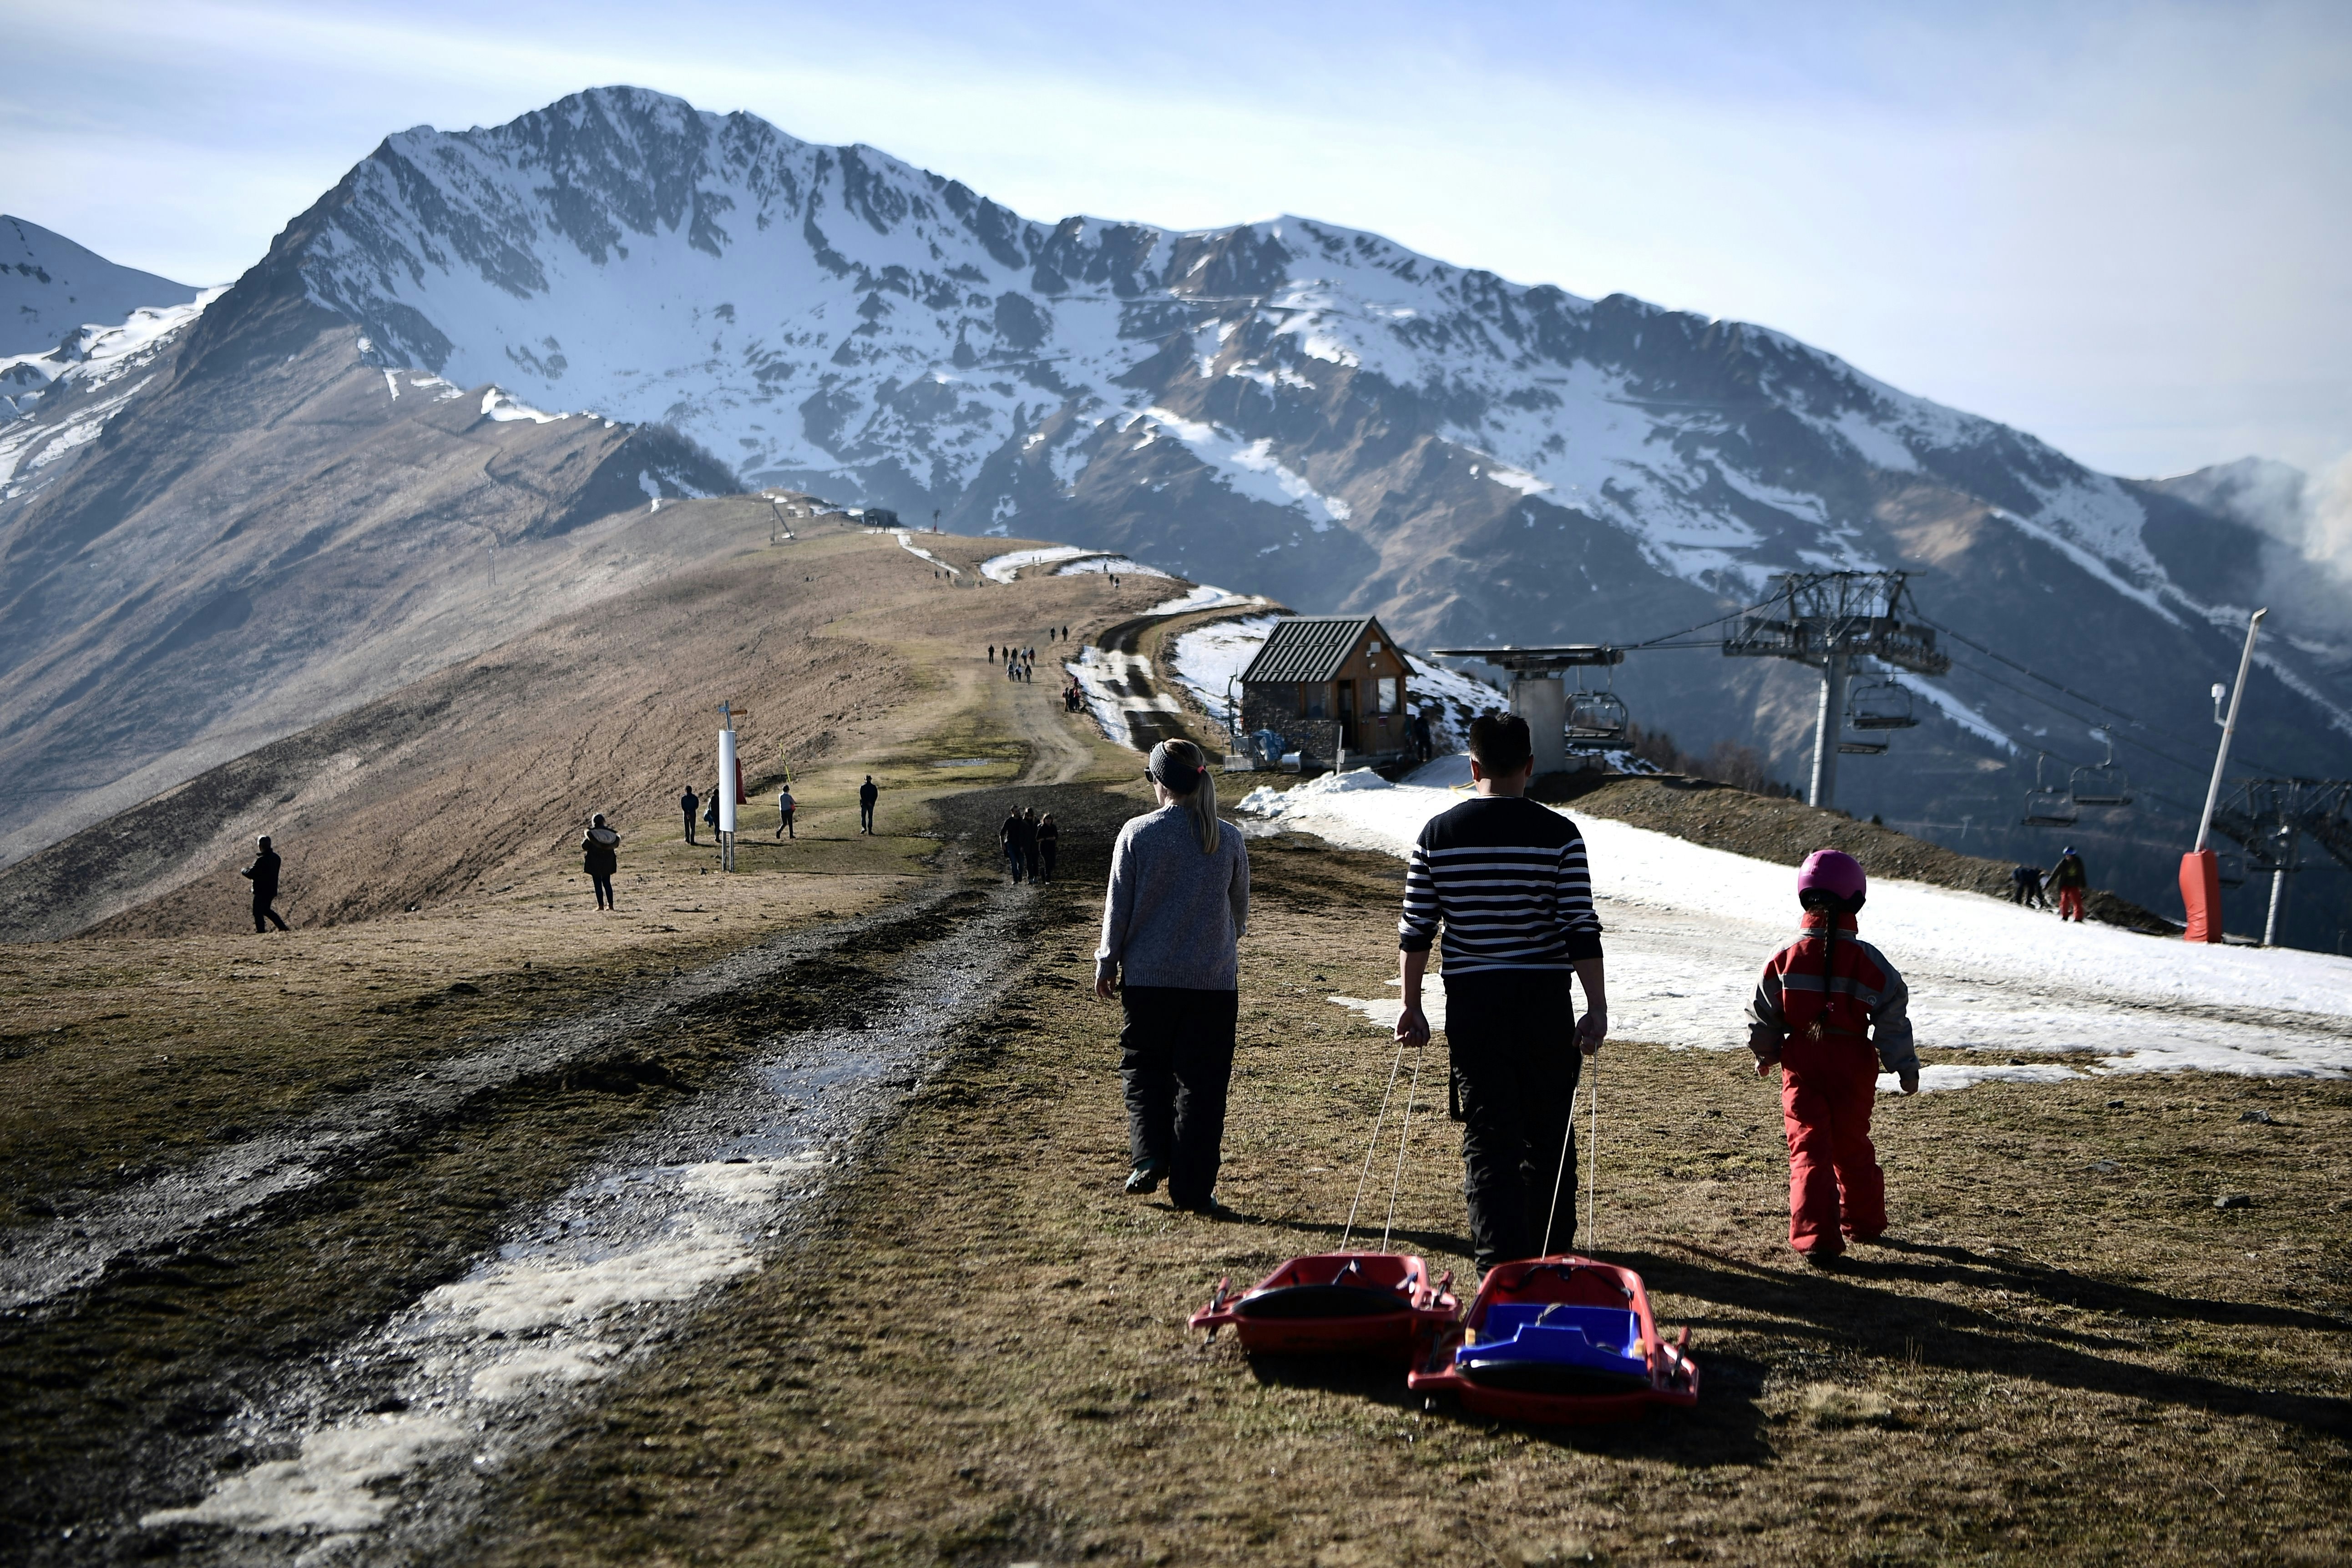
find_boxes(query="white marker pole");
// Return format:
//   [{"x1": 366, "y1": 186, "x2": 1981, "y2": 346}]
[{"x1": 718, "y1": 714, "x2": 738, "y2": 872}]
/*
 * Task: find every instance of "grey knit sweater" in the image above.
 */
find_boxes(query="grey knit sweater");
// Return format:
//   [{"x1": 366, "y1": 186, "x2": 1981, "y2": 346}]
[{"x1": 1095, "y1": 804, "x2": 1250, "y2": 991}]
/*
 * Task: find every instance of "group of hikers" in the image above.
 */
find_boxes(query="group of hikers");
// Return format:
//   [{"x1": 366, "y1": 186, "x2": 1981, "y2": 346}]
[
  {"x1": 675, "y1": 774, "x2": 882, "y2": 849},
  {"x1": 990, "y1": 634, "x2": 1071, "y2": 686},
  {"x1": 1095, "y1": 714, "x2": 1919, "y2": 1265},
  {"x1": 2010, "y1": 848, "x2": 2090, "y2": 920},
  {"x1": 998, "y1": 805, "x2": 1061, "y2": 883}
]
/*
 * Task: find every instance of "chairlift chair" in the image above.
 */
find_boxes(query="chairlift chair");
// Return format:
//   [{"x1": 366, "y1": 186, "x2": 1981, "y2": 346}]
[
  {"x1": 2068, "y1": 731, "x2": 2134, "y2": 808},
  {"x1": 1846, "y1": 678, "x2": 1919, "y2": 730},
  {"x1": 1565, "y1": 689, "x2": 1629, "y2": 742},
  {"x1": 2022, "y1": 754, "x2": 2078, "y2": 827}
]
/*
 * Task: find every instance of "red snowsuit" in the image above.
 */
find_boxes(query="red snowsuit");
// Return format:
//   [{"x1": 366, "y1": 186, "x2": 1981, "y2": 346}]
[{"x1": 1746, "y1": 914, "x2": 1919, "y2": 1256}]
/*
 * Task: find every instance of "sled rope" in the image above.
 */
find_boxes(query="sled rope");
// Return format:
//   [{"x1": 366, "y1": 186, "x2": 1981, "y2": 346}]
[
  {"x1": 1540, "y1": 1057, "x2": 1603, "y2": 1255},
  {"x1": 1379, "y1": 1032, "x2": 1425, "y2": 1254},
  {"x1": 1342, "y1": 1032, "x2": 1411, "y2": 1248}
]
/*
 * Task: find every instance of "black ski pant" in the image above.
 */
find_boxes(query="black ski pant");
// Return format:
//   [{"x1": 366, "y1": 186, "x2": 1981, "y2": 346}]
[
  {"x1": 684, "y1": 809, "x2": 698, "y2": 845},
  {"x1": 252, "y1": 895, "x2": 288, "y2": 933},
  {"x1": 860, "y1": 802, "x2": 876, "y2": 833},
  {"x1": 590, "y1": 872, "x2": 614, "y2": 909},
  {"x1": 1119, "y1": 986, "x2": 1239, "y2": 1210},
  {"x1": 1445, "y1": 970, "x2": 1582, "y2": 1269},
  {"x1": 1039, "y1": 843, "x2": 1057, "y2": 882}
]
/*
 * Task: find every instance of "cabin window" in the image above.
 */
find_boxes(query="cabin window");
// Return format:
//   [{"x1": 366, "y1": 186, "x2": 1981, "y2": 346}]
[
  {"x1": 1304, "y1": 683, "x2": 1326, "y2": 719},
  {"x1": 1376, "y1": 677, "x2": 1401, "y2": 715},
  {"x1": 1367, "y1": 640, "x2": 1381, "y2": 653}
]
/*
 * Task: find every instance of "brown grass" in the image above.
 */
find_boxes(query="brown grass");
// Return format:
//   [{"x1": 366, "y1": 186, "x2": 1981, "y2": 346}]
[{"x1": 471, "y1": 839, "x2": 2352, "y2": 1567}]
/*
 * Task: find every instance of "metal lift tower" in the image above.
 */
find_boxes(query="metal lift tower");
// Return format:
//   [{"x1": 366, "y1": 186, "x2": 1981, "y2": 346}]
[{"x1": 1723, "y1": 571, "x2": 1950, "y2": 810}]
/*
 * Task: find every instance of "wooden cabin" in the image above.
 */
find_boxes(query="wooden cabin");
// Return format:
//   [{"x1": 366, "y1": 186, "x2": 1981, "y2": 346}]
[{"x1": 1237, "y1": 615, "x2": 1412, "y2": 763}]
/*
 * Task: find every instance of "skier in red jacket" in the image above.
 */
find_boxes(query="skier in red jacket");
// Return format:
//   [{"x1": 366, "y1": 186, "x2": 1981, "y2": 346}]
[{"x1": 1746, "y1": 850, "x2": 1921, "y2": 1263}]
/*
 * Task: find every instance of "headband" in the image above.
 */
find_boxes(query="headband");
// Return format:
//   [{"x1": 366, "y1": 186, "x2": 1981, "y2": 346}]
[{"x1": 1148, "y1": 741, "x2": 1202, "y2": 793}]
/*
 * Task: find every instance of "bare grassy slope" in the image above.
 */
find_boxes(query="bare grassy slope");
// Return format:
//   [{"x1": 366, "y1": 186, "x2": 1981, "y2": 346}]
[
  {"x1": 0, "y1": 523, "x2": 1177, "y2": 941},
  {"x1": 0, "y1": 269, "x2": 735, "y2": 871}
]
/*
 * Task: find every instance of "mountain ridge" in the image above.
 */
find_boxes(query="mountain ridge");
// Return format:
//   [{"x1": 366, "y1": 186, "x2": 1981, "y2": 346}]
[{"x1": 6, "y1": 84, "x2": 2352, "y2": 941}]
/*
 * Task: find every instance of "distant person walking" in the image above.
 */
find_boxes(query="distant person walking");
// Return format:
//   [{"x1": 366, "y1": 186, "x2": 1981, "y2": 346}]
[
  {"x1": 1098, "y1": 738, "x2": 1251, "y2": 1213},
  {"x1": 1000, "y1": 807, "x2": 1028, "y2": 883},
  {"x1": 582, "y1": 815, "x2": 621, "y2": 910},
  {"x1": 241, "y1": 835, "x2": 289, "y2": 932},
  {"x1": 2050, "y1": 847, "x2": 2089, "y2": 922},
  {"x1": 681, "y1": 785, "x2": 701, "y2": 845},
  {"x1": 1410, "y1": 710, "x2": 1436, "y2": 764},
  {"x1": 1395, "y1": 713, "x2": 1607, "y2": 1268},
  {"x1": 1022, "y1": 806, "x2": 1045, "y2": 880},
  {"x1": 859, "y1": 775, "x2": 880, "y2": 835},
  {"x1": 703, "y1": 789, "x2": 720, "y2": 844},
  {"x1": 1037, "y1": 812, "x2": 1059, "y2": 883},
  {"x1": 2009, "y1": 863, "x2": 2048, "y2": 909},
  {"x1": 775, "y1": 785, "x2": 797, "y2": 840}
]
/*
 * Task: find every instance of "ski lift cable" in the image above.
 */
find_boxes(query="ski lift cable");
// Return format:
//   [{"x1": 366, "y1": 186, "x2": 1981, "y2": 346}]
[
  {"x1": 1914, "y1": 613, "x2": 2150, "y2": 729},
  {"x1": 1935, "y1": 647, "x2": 2293, "y2": 784},
  {"x1": 1921, "y1": 613, "x2": 2300, "y2": 776}
]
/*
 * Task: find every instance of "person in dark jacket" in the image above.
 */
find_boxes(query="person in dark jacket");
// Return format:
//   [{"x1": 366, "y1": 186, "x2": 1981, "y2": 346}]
[
  {"x1": 1097, "y1": 738, "x2": 1251, "y2": 1212},
  {"x1": 681, "y1": 786, "x2": 701, "y2": 845},
  {"x1": 1395, "y1": 713, "x2": 1607, "y2": 1268},
  {"x1": 703, "y1": 789, "x2": 720, "y2": 843},
  {"x1": 240, "y1": 835, "x2": 289, "y2": 932},
  {"x1": 1000, "y1": 808, "x2": 1029, "y2": 883},
  {"x1": 582, "y1": 814, "x2": 621, "y2": 910},
  {"x1": 859, "y1": 775, "x2": 880, "y2": 834},
  {"x1": 1037, "y1": 812, "x2": 1060, "y2": 883},
  {"x1": 1022, "y1": 807, "x2": 1045, "y2": 880}
]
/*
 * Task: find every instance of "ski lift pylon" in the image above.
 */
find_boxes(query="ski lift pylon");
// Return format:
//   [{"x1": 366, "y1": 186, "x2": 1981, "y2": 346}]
[
  {"x1": 2022, "y1": 753, "x2": 2078, "y2": 827},
  {"x1": 2069, "y1": 730, "x2": 2134, "y2": 808},
  {"x1": 1846, "y1": 678, "x2": 1918, "y2": 730}
]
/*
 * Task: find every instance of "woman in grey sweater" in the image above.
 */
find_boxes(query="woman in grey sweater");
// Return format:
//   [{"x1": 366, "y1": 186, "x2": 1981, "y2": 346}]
[{"x1": 1095, "y1": 738, "x2": 1251, "y2": 1212}]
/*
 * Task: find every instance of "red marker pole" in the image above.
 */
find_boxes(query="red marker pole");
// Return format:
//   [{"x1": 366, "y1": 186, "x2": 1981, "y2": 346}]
[{"x1": 2185, "y1": 609, "x2": 2265, "y2": 941}]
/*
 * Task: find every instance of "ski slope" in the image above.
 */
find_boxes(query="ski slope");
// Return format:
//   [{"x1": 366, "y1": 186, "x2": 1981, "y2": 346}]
[{"x1": 1241, "y1": 767, "x2": 2352, "y2": 1091}]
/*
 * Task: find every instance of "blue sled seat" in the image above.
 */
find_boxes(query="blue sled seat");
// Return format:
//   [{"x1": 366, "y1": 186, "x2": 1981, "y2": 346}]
[{"x1": 1456, "y1": 1304, "x2": 1649, "y2": 1395}]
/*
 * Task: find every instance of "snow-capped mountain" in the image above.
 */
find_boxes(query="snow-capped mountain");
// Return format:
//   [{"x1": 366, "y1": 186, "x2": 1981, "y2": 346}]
[
  {"x1": 9, "y1": 85, "x2": 2352, "y2": 939},
  {"x1": 0, "y1": 216, "x2": 199, "y2": 360}
]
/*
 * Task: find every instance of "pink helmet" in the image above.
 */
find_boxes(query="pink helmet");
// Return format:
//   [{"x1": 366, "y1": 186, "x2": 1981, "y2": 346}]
[{"x1": 1797, "y1": 849, "x2": 1867, "y2": 908}]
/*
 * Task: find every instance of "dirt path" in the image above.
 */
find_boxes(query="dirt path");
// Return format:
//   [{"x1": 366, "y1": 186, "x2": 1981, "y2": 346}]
[{"x1": 1006, "y1": 661, "x2": 1099, "y2": 786}]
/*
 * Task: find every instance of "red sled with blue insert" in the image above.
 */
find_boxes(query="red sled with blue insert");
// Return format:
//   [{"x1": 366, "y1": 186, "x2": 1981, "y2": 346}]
[
  {"x1": 1409, "y1": 1255, "x2": 1698, "y2": 1423},
  {"x1": 1190, "y1": 1253, "x2": 1458, "y2": 1359}
]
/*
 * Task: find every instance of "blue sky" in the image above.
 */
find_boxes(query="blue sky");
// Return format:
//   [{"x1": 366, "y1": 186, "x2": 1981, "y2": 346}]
[{"x1": 3, "y1": 0, "x2": 2346, "y2": 478}]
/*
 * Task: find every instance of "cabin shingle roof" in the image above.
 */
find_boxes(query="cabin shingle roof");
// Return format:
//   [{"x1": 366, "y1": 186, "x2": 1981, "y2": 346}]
[{"x1": 1239, "y1": 616, "x2": 1384, "y2": 685}]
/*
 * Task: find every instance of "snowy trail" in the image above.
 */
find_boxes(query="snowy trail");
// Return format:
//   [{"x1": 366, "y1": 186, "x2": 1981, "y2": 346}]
[
  {"x1": 133, "y1": 879, "x2": 1032, "y2": 1559},
  {"x1": 1249, "y1": 769, "x2": 2352, "y2": 1088}
]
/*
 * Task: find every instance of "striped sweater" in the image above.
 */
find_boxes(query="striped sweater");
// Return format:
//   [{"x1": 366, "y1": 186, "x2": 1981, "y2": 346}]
[{"x1": 1397, "y1": 796, "x2": 1604, "y2": 976}]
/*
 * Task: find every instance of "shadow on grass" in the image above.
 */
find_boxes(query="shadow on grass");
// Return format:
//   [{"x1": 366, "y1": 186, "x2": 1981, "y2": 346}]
[
  {"x1": 1632, "y1": 1241, "x2": 2352, "y2": 1438},
  {"x1": 1237, "y1": 1341, "x2": 1773, "y2": 1466}
]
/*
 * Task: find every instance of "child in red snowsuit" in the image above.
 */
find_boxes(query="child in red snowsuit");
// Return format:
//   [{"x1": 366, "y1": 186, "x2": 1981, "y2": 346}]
[{"x1": 1746, "y1": 850, "x2": 1920, "y2": 1261}]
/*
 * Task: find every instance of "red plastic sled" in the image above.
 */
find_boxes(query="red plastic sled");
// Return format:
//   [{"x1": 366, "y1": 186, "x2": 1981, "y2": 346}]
[
  {"x1": 1190, "y1": 1252, "x2": 1459, "y2": 1358},
  {"x1": 1408, "y1": 1254, "x2": 1698, "y2": 1424}
]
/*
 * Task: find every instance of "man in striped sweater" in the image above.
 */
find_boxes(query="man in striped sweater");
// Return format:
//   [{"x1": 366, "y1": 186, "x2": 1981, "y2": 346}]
[{"x1": 1396, "y1": 713, "x2": 1608, "y2": 1270}]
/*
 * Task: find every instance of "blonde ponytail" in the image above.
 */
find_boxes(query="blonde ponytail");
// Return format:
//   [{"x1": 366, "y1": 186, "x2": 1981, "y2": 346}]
[{"x1": 1155, "y1": 738, "x2": 1220, "y2": 854}]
